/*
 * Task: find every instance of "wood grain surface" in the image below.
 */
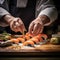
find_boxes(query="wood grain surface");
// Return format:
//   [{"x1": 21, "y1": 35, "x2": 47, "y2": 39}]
[{"x1": 0, "y1": 44, "x2": 60, "y2": 52}]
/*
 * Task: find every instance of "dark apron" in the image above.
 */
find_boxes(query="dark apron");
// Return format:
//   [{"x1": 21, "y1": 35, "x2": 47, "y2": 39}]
[{"x1": 5, "y1": 0, "x2": 36, "y2": 34}]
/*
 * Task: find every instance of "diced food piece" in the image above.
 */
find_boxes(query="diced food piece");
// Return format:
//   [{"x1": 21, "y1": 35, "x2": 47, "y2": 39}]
[
  {"x1": 10, "y1": 39, "x2": 19, "y2": 44},
  {"x1": 23, "y1": 40, "x2": 34, "y2": 47},
  {"x1": 17, "y1": 38, "x2": 25, "y2": 43},
  {"x1": 5, "y1": 36, "x2": 12, "y2": 40},
  {"x1": 50, "y1": 37, "x2": 60, "y2": 44},
  {"x1": 31, "y1": 38, "x2": 39, "y2": 44}
]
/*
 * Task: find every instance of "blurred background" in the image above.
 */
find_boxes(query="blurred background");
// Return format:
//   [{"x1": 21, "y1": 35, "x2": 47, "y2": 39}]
[{"x1": 0, "y1": 58, "x2": 60, "y2": 60}]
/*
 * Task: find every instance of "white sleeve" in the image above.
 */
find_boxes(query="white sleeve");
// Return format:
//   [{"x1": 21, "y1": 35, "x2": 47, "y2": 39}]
[
  {"x1": 0, "y1": 7, "x2": 10, "y2": 18},
  {"x1": 38, "y1": 7, "x2": 58, "y2": 26}
]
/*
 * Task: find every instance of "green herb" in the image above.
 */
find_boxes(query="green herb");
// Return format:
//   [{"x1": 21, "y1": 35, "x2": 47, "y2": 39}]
[{"x1": 0, "y1": 31, "x2": 11, "y2": 41}]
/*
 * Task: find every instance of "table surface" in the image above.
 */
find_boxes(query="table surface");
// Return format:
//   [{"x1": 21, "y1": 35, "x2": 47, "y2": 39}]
[
  {"x1": 0, "y1": 44, "x2": 60, "y2": 57},
  {"x1": 0, "y1": 44, "x2": 60, "y2": 52}
]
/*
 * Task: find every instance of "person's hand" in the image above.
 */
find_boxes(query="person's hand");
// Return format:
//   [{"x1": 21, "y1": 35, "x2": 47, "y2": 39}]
[
  {"x1": 4, "y1": 15, "x2": 26, "y2": 33},
  {"x1": 9, "y1": 17, "x2": 26, "y2": 33},
  {"x1": 29, "y1": 17, "x2": 44, "y2": 36},
  {"x1": 29, "y1": 15, "x2": 50, "y2": 36}
]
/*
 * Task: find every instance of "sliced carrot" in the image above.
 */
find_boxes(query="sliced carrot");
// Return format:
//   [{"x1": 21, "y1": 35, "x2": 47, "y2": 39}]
[
  {"x1": 40, "y1": 34, "x2": 48, "y2": 39},
  {"x1": 25, "y1": 36, "x2": 30, "y2": 40},
  {"x1": 10, "y1": 39, "x2": 19, "y2": 44},
  {"x1": 25, "y1": 32, "x2": 33, "y2": 37},
  {"x1": 23, "y1": 40, "x2": 34, "y2": 46},
  {"x1": 31, "y1": 38, "x2": 39, "y2": 44},
  {"x1": 17, "y1": 38, "x2": 25, "y2": 43}
]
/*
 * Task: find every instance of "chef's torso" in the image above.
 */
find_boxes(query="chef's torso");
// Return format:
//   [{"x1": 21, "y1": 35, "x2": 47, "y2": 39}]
[{"x1": 9, "y1": 0, "x2": 36, "y2": 29}]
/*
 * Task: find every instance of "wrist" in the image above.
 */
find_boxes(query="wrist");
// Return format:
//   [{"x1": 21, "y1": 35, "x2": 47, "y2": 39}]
[
  {"x1": 3, "y1": 14, "x2": 15, "y2": 24},
  {"x1": 37, "y1": 15, "x2": 50, "y2": 26}
]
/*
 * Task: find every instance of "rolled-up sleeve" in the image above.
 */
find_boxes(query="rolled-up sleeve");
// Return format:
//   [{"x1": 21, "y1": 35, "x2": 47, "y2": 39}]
[
  {"x1": 36, "y1": 0, "x2": 58, "y2": 26},
  {"x1": 38, "y1": 7, "x2": 58, "y2": 26},
  {"x1": 0, "y1": 7, "x2": 10, "y2": 18},
  {"x1": 0, "y1": 0, "x2": 10, "y2": 27}
]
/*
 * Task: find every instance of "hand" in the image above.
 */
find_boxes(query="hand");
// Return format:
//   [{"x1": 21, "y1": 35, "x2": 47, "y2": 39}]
[
  {"x1": 10, "y1": 17, "x2": 26, "y2": 33},
  {"x1": 29, "y1": 17, "x2": 44, "y2": 36},
  {"x1": 29, "y1": 15, "x2": 50, "y2": 36},
  {"x1": 4, "y1": 15, "x2": 26, "y2": 33}
]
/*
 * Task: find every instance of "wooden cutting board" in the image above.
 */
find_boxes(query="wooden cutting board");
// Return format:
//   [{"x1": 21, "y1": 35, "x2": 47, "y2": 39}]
[
  {"x1": 0, "y1": 44, "x2": 60, "y2": 52},
  {"x1": 34, "y1": 44, "x2": 60, "y2": 52}
]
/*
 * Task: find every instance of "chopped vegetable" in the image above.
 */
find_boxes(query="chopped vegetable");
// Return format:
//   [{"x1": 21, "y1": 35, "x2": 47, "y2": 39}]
[
  {"x1": 50, "y1": 37, "x2": 60, "y2": 44},
  {"x1": 0, "y1": 31, "x2": 12, "y2": 41}
]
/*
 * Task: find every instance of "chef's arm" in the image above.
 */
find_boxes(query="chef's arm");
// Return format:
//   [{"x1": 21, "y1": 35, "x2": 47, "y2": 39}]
[
  {"x1": 0, "y1": 0, "x2": 12, "y2": 27},
  {"x1": 36, "y1": 0, "x2": 58, "y2": 26},
  {"x1": 38, "y1": 7, "x2": 58, "y2": 26}
]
